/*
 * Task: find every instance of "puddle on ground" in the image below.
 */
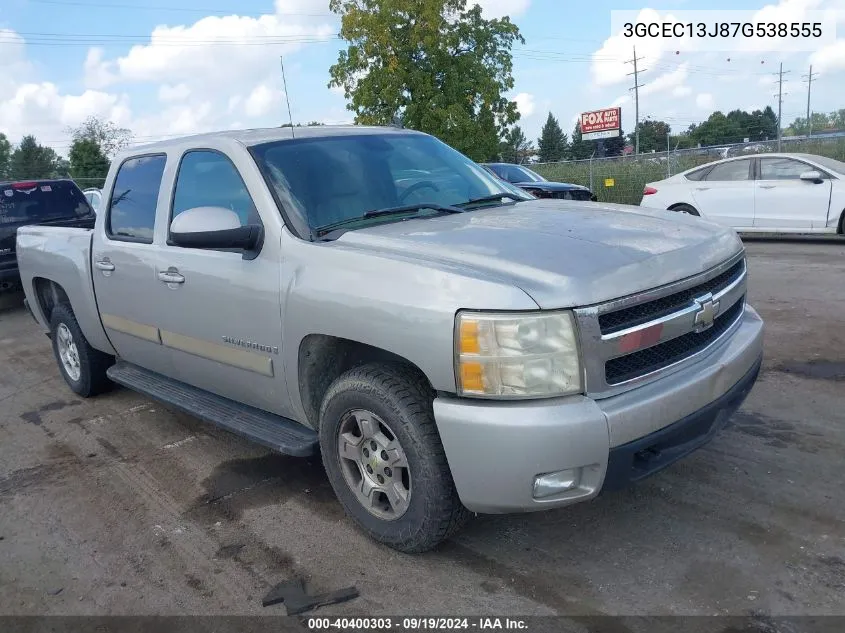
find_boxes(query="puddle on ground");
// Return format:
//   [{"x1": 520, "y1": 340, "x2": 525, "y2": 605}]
[
  {"x1": 774, "y1": 360, "x2": 845, "y2": 382},
  {"x1": 187, "y1": 453, "x2": 342, "y2": 525}
]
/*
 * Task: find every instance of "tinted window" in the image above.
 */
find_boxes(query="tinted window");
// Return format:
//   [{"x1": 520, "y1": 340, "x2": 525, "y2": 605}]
[
  {"x1": 107, "y1": 155, "x2": 166, "y2": 242},
  {"x1": 512, "y1": 165, "x2": 545, "y2": 182},
  {"x1": 172, "y1": 151, "x2": 259, "y2": 228},
  {"x1": 704, "y1": 159, "x2": 751, "y2": 181},
  {"x1": 685, "y1": 166, "x2": 711, "y2": 181},
  {"x1": 251, "y1": 134, "x2": 529, "y2": 231},
  {"x1": 760, "y1": 157, "x2": 816, "y2": 180},
  {"x1": 0, "y1": 181, "x2": 93, "y2": 225}
]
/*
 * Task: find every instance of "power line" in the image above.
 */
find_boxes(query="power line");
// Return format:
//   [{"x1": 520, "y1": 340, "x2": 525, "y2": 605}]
[{"x1": 625, "y1": 46, "x2": 646, "y2": 155}]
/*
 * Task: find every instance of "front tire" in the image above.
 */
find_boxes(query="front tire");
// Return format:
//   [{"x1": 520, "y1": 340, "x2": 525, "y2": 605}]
[
  {"x1": 319, "y1": 363, "x2": 470, "y2": 553},
  {"x1": 50, "y1": 303, "x2": 113, "y2": 397}
]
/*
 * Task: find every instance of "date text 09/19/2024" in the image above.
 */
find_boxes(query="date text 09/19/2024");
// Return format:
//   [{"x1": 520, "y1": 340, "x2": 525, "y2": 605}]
[{"x1": 307, "y1": 618, "x2": 529, "y2": 630}]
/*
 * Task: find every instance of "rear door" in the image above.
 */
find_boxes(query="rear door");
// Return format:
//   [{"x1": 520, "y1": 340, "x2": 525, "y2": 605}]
[
  {"x1": 689, "y1": 158, "x2": 755, "y2": 228},
  {"x1": 753, "y1": 157, "x2": 832, "y2": 230},
  {"x1": 91, "y1": 154, "x2": 176, "y2": 377}
]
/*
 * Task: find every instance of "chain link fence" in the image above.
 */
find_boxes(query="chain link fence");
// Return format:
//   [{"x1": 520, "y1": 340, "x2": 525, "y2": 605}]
[{"x1": 531, "y1": 135, "x2": 845, "y2": 206}]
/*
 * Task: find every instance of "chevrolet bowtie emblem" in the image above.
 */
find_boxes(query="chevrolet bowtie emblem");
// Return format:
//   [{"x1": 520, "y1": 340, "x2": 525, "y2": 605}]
[{"x1": 693, "y1": 293, "x2": 720, "y2": 332}]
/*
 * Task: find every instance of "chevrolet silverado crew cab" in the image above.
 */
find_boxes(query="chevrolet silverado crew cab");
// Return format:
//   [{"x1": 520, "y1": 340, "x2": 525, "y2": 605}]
[{"x1": 16, "y1": 126, "x2": 764, "y2": 552}]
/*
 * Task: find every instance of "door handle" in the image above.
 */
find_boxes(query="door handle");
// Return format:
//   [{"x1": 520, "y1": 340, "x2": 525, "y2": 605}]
[
  {"x1": 158, "y1": 270, "x2": 185, "y2": 284},
  {"x1": 759, "y1": 185, "x2": 776, "y2": 189},
  {"x1": 94, "y1": 260, "x2": 115, "y2": 271},
  {"x1": 694, "y1": 187, "x2": 710, "y2": 191}
]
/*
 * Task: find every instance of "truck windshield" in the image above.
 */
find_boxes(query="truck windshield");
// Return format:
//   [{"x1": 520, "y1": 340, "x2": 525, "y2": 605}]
[
  {"x1": 0, "y1": 181, "x2": 94, "y2": 225},
  {"x1": 249, "y1": 133, "x2": 531, "y2": 235}
]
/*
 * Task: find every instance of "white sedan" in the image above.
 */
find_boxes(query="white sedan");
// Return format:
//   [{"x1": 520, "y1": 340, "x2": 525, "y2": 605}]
[{"x1": 640, "y1": 153, "x2": 845, "y2": 234}]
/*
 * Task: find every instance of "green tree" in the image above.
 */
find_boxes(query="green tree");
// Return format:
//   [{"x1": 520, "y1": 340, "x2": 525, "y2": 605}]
[
  {"x1": 630, "y1": 119, "x2": 670, "y2": 153},
  {"x1": 568, "y1": 121, "x2": 593, "y2": 160},
  {"x1": 602, "y1": 129, "x2": 626, "y2": 157},
  {"x1": 69, "y1": 138, "x2": 110, "y2": 187},
  {"x1": 328, "y1": 0, "x2": 524, "y2": 161},
  {"x1": 67, "y1": 116, "x2": 132, "y2": 159},
  {"x1": 0, "y1": 133, "x2": 11, "y2": 179},
  {"x1": 537, "y1": 112, "x2": 567, "y2": 163},
  {"x1": 9, "y1": 136, "x2": 58, "y2": 179},
  {"x1": 498, "y1": 126, "x2": 532, "y2": 163},
  {"x1": 686, "y1": 111, "x2": 743, "y2": 146}
]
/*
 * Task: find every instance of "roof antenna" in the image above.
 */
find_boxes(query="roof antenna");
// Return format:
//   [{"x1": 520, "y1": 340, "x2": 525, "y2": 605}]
[{"x1": 280, "y1": 55, "x2": 295, "y2": 138}]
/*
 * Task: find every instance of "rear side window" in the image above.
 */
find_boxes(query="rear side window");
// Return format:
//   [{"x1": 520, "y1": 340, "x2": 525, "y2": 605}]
[
  {"x1": 171, "y1": 150, "x2": 259, "y2": 228},
  {"x1": 684, "y1": 166, "x2": 711, "y2": 181},
  {"x1": 704, "y1": 159, "x2": 752, "y2": 182},
  {"x1": 107, "y1": 154, "x2": 166, "y2": 243},
  {"x1": 0, "y1": 181, "x2": 92, "y2": 225}
]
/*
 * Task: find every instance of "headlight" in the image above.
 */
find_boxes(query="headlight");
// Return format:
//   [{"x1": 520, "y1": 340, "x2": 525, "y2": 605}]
[{"x1": 455, "y1": 310, "x2": 582, "y2": 399}]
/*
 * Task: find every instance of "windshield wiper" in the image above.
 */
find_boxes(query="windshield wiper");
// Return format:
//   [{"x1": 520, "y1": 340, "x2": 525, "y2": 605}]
[
  {"x1": 315, "y1": 203, "x2": 463, "y2": 238},
  {"x1": 454, "y1": 192, "x2": 524, "y2": 208}
]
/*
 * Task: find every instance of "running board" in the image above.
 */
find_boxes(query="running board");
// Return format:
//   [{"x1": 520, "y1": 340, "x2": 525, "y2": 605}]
[{"x1": 106, "y1": 361, "x2": 318, "y2": 457}]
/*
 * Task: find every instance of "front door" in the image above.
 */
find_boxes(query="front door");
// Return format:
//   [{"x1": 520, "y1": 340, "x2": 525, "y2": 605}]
[
  {"x1": 690, "y1": 158, "x2": 755, "y2": 228},
  {"x1": 753, "y1": 157, "x2": 833, "y2": 230},
  {"x1": 91, "y1": 154, "x2": 176, "y2": 377},
  {"x1": 151, "y1": 149, "x2": 290, "y2": 417}
]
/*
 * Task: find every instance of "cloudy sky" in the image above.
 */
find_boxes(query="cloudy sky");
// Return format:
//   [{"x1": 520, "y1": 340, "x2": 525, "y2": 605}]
[{"x1": 1, "y1": 0, "x2": 844, "y2": 156}]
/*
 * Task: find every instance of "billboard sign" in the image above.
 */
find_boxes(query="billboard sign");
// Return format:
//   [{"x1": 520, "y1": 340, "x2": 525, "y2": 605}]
[{"x1": 580, "y1": 107, "x2": 621, "y2": 141}]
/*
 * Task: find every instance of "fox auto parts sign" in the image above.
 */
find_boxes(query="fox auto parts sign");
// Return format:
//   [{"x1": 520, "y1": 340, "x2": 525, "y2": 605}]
[{"x1": 580, "y1": 108, "x2": 621, "y2": 140}]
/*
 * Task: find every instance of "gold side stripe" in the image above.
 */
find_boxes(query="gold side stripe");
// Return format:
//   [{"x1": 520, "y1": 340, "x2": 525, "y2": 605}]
[
  {"x1": 102, "y1": 313, "x2": 161, "y2": 344},
  {"x1": 101, "y1": 314, "x2": 274, "y2": 377},
  {"x1": 160, "y1": 330, "x2": 274, "y2": 377}
]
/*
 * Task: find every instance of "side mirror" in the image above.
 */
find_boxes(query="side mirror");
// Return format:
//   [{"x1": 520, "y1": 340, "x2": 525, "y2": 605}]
[
  {"x1": 799, "y1": 170, "x2": 823, "y2": 183},
  {"x1": 169, "y1": 206, "x2": 263, "y2": 260}
]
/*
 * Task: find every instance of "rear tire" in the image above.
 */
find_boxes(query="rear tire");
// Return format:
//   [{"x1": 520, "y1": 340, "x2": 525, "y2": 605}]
[
  {"x1": 670, "y1": 203, "x2": 700, "y2": 216},
  {"x1": 50, "y1": 303, "x2": 113, "y2": 397},
  {"x1": 319, "y1": 362, "x2": 470, "y2": 553},
  {"x1": 838, "y1": 210, "x2": 845, "y2": 235}
]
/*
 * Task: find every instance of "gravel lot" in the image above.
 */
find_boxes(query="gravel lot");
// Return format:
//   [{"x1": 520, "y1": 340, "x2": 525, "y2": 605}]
[{"x1": 0, "y1": 240, "x2": 843, "y2": 617}]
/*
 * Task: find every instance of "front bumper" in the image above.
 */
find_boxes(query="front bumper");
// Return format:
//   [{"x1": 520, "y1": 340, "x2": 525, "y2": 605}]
[{"x1": 433, "y1": 305, "x2": 764, "y2": 513}]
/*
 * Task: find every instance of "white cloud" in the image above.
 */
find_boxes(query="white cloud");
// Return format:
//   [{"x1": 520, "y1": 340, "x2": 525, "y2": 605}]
[
  {"x1": 672, "y1": 85, "x2": 692, "y2": 97},
  {"x1": 83, "y1": 48, "x2": 115, "y2": 89},
  {"x1": 696, "y1": 93, "x2": 715, "y2": 110},
  {"x1": 611, "y1": 94, "x2": 631, "y2": 107},
  {"x1": 640, "y1": 64, "x2": 689, "y2": 97},
  {"x1": 590, "y1": 8, "x2": 688, "y2": 87},
  {"x1": 0, "y1": 80, "x2": 131, "y2": 145},
  {"x1": 244, "y1": 84, "x2": 281, "y2": 118},
  {"x1": 811, "y1": 40, "x2": 845, "y2": 73},
  {"x1": 158, "y1": 83, "x2": 191, "y2": 103},
  {"x1": 473, "y1": 0, "x2": 531, "y2": 18},
  {"x1": 513, "y1": 92, "x2": 535, "y2": 117}
]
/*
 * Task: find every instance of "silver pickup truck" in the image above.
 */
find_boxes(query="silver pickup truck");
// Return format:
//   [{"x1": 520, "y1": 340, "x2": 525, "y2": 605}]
[{"x1": 16, "y1": 126, "x2": 764, "y2": 552}]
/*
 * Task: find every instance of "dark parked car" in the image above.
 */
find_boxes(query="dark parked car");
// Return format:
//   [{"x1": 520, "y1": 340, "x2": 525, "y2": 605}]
[
  {"x1": 483, "y1": 163, "x2": 597, "y2": 201},
  {"x1": 0, "y1": 179, "x2": 96, "y2": 291}
]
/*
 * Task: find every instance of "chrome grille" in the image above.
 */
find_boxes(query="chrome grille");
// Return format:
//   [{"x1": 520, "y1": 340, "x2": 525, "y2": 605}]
[
  {"x1": 573, "y1": 252, "x2": 748, "y2": 398},
  {"x1": 598, "y1": 260, "x2": 744, "y2": 334},
  {"x1": 605, "y1": 297, "x2": 745, "y2": 385}
]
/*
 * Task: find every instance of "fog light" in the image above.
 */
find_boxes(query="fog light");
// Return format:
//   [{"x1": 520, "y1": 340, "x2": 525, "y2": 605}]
[{"x1": 533, "y1": 468, "x2": 581, "y2": 499}]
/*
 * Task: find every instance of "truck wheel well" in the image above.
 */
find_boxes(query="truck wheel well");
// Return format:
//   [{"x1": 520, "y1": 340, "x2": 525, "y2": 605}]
[
  {"x1": 33, "y1": 278, "x2": 70, "y2": 322},
  {"x1": 298, "y1": 334, "x2": 433, "y2": 428}
]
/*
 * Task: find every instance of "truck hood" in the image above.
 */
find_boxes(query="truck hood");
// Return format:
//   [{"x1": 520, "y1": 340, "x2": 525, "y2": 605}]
[{"x1": 334, "y1": 199, "x2": 744, "y2": 309}]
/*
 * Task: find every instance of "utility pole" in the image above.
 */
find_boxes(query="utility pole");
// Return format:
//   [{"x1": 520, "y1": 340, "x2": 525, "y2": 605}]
[
  {"x1": 802, "y1": 65, "x2": 818, "y2": 137},
  {"x1": 626, "y1": 46, "x2": 646, "y2": 154},
  {"x1": 774, "y1": 63, "x2": 790, "y2": 151}
]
